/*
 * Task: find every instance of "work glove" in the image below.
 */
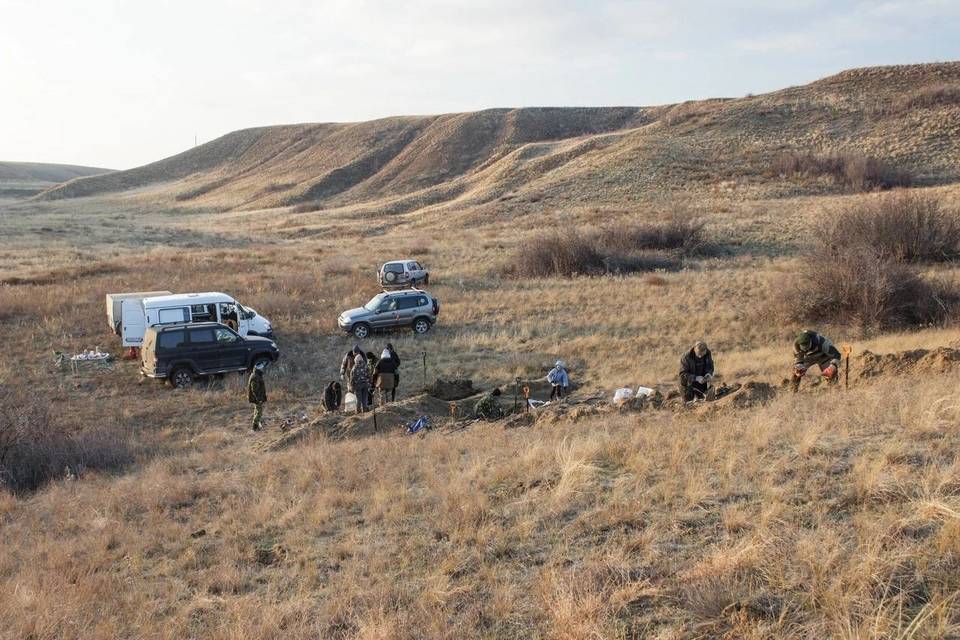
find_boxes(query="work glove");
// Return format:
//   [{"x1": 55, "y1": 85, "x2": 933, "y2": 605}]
[
  {"x1": 695, "y1": 376, "x2": 705, "y2": 384},
  {"x1": 793, "y1": 364, "x2": 806, "y2": 378},
  {"x1": 822, "y1": 364, "x2": 838, "y2": 380},
  {"x1": 704, "y1": 373, "x2": 713, "y2": 381}
]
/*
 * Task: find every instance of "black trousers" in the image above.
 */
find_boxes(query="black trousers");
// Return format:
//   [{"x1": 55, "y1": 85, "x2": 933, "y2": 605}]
[
  {"x1": 550, "y1": 385, "x2": 565, "y2": 400},
  {"x1": 682, "y1": 381, "x2": 708, "y2": 402}
]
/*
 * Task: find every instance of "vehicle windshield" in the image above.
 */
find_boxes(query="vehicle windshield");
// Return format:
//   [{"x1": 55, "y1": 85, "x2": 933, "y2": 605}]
[{"x1": 364, "y1": 293, "x2": 387, "y2": 311}]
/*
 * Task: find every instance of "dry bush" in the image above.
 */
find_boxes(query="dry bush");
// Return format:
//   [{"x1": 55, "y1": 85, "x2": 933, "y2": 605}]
[
  {"x1": 0, "y1": 394, "x2": 133, "y2": 493},
  {"x1": 595, "y1": 215, "x2": 706, "y2": 255},
  {"x1": 770, "y1": 151, "x2": 912, "y2": 192},
  {"x1": 509, "y1": 217, "x2": 703, "y2": 278},
  {"x1": 509, "y1": 230, "x2": 607, "y2": 278},
  {"x1": 775, "y1": 246, "x2": 954, "y2": 330},
  {"x1": 893, "y1": 83, "x2": 960, "y2": 112},
  {"x1": 825, "y1": 191, "x2": 960, "y2": 262}
]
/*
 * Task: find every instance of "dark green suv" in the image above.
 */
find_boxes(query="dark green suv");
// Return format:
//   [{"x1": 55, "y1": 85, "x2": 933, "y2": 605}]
[{"x1": 140, "y1": 322, "x2": 280, "y2": 388}]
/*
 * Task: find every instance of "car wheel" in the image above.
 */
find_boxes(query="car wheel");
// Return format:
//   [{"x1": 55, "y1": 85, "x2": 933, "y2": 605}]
[
  {"x1": 170, "y1": 367, "x2": 194, "y2": 389},
  {"x1": 251, "y1": 356, "x2": 271, "y2": 370},
  {"x1": 413, "y1": 318, "x2": 431, "y2": 334},
  {"x1": 385, "y1": 272, "x2": 397, "y2": 283},
  {"x1": 353, "y1": 323, "x2": 370, "y2": 339}
]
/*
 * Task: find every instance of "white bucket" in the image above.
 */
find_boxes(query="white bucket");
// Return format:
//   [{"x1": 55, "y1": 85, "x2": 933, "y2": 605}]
[{"x1": 344, "y1": 392, "x2": 358, "y2": 412}]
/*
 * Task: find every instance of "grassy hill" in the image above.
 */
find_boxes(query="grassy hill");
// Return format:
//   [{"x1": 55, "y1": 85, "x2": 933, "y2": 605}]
[
  {"x1": 36, "y1": 62, "x2": 960, "y2": 214},
  {"x1": 0, "y1": 161, "x2": 112, "y2": 200}
]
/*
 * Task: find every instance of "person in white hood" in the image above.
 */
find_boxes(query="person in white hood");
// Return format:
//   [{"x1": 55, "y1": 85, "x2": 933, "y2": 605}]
[{"x1": 547, "y1": 360, "x2": 570, "y2": 401}]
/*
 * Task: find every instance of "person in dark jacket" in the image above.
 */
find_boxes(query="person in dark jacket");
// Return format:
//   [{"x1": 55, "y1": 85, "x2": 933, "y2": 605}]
[
  {"x1": 375, "y1": 348, "x2": 399, "y2": 402},
  {"x1": 679, "y1": 341, "x2": 715, "y2": 402},
  {"x1": 323, "y1": 381, "x2": 342, "y2": 412},
  {"x1": 792, "y1": 329, "x2": 841, "y2": 392},
  {"x1": 386, "y1": 343, "x2": 400, "y2": 393},
  {"x1": 365, "y1": 351, "x2": 378, "y2": 407},
  {"x1": 247, "y1": 361, "x2": 268, "y2": 431}
]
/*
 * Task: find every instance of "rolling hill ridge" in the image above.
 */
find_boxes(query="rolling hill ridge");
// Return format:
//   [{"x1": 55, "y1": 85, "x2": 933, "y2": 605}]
[{"x1": 37, "y1": 62, "x2": 960, "y2": 213}]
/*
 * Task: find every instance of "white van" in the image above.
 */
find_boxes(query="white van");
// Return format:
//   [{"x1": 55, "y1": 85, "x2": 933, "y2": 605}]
[{"x1": 119, "y1": 292, "x2": 273, "y2": 348}]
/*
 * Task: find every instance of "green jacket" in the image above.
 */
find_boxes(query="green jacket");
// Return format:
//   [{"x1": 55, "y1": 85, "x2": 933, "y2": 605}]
[
  {"x1": 794, "y1": 331, "x2": 841, "y2": 369},
  {"x1": 474, "y1": 393, "x2": 502, "y2": 420},
  {"x1": 248, "y1": 370, "x2": 267, "y2": 404}
]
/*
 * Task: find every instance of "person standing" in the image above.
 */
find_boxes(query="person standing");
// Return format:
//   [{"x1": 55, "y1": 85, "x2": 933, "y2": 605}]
[
  {"x1": 247, "y1": 361, "x2": 268, "y2": 431},
  {"x1": 365, "y1": 351, "x2": 378, "y2": 408},
  {"x1": 340, "y1": 345, "x2": 359, "y2": 393},
  {"x1": 547, "y1": 360, "x2": 570, "y2": 401},
  {"x1": 351, "y1": 353, "x2": 372, "y2": 413},
  {"x1": 679, "y1": 341, "x2": 714, "y2": 402},
  {"x1": 792, "y1": 330, "x2": 841, "y2": 392},
  {"x1": 375, "y1": 347, "x2": 398, "y2": 403},
  {"x1": 386, "y1": 343, "x2": 401, "y2": 397}
]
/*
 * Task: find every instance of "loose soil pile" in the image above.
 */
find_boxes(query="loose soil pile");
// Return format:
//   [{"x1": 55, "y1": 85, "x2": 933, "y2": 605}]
[{"x1": 858, "y1": 347, "x2": 960, "y2": 379}]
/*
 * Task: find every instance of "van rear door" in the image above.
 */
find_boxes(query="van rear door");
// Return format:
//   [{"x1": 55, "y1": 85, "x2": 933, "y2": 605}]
[{"x1": 121, "y1": 300, "x2": 147, "y2": 347}]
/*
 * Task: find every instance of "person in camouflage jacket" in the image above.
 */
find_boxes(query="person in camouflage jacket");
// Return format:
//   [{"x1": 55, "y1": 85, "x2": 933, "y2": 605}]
[
  {"x1": 247, "y1": 362, "x2": 267, "y2": 431},
  {"x1": 792, "y1": 329, "x2": 841, "y2": 391},
  {"x1": 351, "y1": 353, "x2": 371, "y2": 413},
  {"x1": 474, "y1": 388, "x2": 503, "y2": 420}
]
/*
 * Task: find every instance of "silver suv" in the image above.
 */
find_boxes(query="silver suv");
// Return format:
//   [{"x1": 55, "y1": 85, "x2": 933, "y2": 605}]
[{"x1": 338, "y1": 289, "x2": 440, "y2": 339}]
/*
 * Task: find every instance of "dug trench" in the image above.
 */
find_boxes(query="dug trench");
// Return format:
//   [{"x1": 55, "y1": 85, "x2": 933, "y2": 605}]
[{"x1": 259, "y1": 346, "x2": 960, "y2": 451}]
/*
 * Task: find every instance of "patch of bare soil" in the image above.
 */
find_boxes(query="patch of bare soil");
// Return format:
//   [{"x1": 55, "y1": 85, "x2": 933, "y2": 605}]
[
  {"x1": 427, "y1": 378, "x2": 476, "y2": 401},
  {"x1": 858, "y1": 347, "x2": 960, "y2": 379}
]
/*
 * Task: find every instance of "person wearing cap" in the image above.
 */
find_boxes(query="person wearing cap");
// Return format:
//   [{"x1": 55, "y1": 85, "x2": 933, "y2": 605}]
[
  {"x1": 679, "y1": 341, "x2": 715, "y2": 402},
  {"x1": 547, "y1": 360, "x2": 570, "y2": 401},
  {"x1": 340, "y1": 343, "x2": 363, "y2": 393},
  {"x1": 247, "y1": 361, "x2": 268, "y2": 431},
  {"x1": 792, "y1": 329, "x2": 841, "y2": 392}
]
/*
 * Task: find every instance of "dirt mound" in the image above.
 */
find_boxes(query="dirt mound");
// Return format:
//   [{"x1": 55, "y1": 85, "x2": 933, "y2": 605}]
[
  {"x1": 727, "y1": 381, "x2": 777, "y2": 408},
  {"x1": 427, "y1": 378, "x2": 476, "y2": 401},
  {"x1": 858, "y1": 347, "x2": 960, "y2": 379}
]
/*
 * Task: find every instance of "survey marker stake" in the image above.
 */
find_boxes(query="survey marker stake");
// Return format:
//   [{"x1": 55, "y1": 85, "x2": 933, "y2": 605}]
[{"x1": 841, "y1": 344, "x2": 852, "y2": 390}]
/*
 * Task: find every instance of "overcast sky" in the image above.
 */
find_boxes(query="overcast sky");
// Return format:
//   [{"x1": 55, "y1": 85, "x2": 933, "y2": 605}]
[{"x1": 2, "y1": 0, "x2": 958, "y2": 170}]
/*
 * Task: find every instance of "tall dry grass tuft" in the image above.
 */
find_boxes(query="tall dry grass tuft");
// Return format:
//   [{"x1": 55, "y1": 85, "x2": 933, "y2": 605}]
[{"x1": 0, "y1": 393, "x2": 133, "y2": 493}]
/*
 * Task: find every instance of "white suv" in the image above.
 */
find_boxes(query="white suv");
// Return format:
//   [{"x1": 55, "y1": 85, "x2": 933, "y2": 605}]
[{"x1": 378, "y1": 259, "x2": 429, "y2": 287}]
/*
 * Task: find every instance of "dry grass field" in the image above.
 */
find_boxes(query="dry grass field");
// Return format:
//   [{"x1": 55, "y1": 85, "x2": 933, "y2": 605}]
[{"x1": 3, "y1": 63, "x2": 960, "y2": 639}]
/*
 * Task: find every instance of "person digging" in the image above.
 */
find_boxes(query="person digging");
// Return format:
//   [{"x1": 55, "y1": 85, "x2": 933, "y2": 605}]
[
  {"x1": 679, "y1": 340, "x2": 715, "y2": 402},
  {"x1": 791, "y1": 329, "x2": 841, "y2": 392},
  {"x1": 247, "y1": 360, "x2": 268, "y2": 431}
]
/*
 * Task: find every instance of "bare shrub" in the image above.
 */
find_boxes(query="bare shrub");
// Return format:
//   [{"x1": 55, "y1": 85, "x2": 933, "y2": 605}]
[
  {"x1": 0, "y1": 394, "x2": 133, "y2": 493},
  {"x1": 770, "y1": 151, "x2": 912, "y2": 192},
  {"x1": 776, "y1": 246, "x2": 953, "y2": 330},
  {"x1": 893, "y1": 83, "x2": 960, "y2": 112},
  {"x1": 825, "y1": 191, "x2": 960, "y2": 262},
  {"x1": 510, "y1": 231, "x2": 605, "y2": 278},
  {"x1": 595, "y1": 215, "x2": 705, "y2": 255}
]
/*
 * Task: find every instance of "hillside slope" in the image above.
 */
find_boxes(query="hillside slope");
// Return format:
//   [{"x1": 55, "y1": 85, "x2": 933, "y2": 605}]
[
  {"x1": 0, "y1": 161, "x2": 112, "y2": 199},
  {"x1": 37, "y1": 62, "x2": 960, "y2": 212}
]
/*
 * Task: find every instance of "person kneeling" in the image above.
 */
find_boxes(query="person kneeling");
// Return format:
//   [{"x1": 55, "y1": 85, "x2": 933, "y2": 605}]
[{"x1": 679, "y1": 340, "x2": 714, "y2": 402}]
